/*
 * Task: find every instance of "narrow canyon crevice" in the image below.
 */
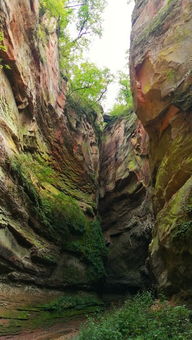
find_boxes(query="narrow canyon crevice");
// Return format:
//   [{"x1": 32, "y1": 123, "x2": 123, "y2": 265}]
[
  {"x1": 99, "y1": 114, "x2": 153, "y2": 293},
  {"x1": 0, "y1": 0, "x2": 192, "y2": 337}
]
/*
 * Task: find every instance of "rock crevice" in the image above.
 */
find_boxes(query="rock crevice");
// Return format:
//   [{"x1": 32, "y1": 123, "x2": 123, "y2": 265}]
[{"x1": 0, "y1": 0, "x2": 192, "y2": 312}]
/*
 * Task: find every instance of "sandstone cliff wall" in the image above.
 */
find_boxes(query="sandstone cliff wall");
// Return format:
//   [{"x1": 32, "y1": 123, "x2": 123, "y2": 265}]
[
  {"x1": 0, "y1": 0, "x2": 105, "y2": 290},
  {"x1": 99, "y1": 114, "x2": 153, "y2": 292},
  {"x1": 1, "y1": 0, "x2": 192, "y2": 305},
  {"x1": 130, "y1": 0, "x2": 192, "y2": 298}
]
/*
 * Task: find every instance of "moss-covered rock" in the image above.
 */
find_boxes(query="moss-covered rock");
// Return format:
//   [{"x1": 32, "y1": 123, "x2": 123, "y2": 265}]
[{"x1": 130, "y1": 0, "x2": 192, "y2": 299}]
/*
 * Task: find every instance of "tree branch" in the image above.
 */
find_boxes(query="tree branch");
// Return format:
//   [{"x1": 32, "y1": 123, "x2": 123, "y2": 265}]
[
  {"x1": 69, "y1": 85, "x2": 92, "y2": 95},
  {"x1": 96, "y1": 88, "x2": 107, "y2": 102}
]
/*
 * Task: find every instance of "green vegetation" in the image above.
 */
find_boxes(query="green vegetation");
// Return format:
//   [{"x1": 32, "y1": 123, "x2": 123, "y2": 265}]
[
  {"x1": 66, "y1": 95, "x2": 103, "y2": 142},
  {"x1": 167, "y1": 69, "x2": 176, "y2": 81},
  {"x1": 65, "y1": 219, "x2": 107, "y2": 281},
  {"x1": 0, "y1": 293, "x2": 104, "y2": 336},
  {"x1": 133, "y1": 0, "x2": 177, "y2": 48},
  {"x1": 172, "y1": 201, "x2": 192, "y2": 245},
  {"x1": 10, "y1": 152, "x2": 107, "y2": 282},
  {"x1": 0, "y1": 32, "x2": 6, "y2": 52},
  {"x1": 75, "y1": 292, "x2": 192, "y2": 340},
  {"x1": 69, "y1": 62, "x2": 113, "y2": 110},
  {"x1": 39, "y1": 192, "x2": 87, "y2": 236},
  {"x1": 172, "y1": 220, "x2": 192, "y2": 243},
  {"x1": 40, "y1": 0, "x2": 68, "y2": 28},
  {"x1": 0, "y1": 32, "x2": 10, "y2": 70},
  {"x1": 109, "y1": 72, "x2": 133, "y2": 118},
  {"x1": 41, "y1": 293, "x2": 104, "y2": 313},
  {"x1": 11, "y1": 153, "x2": 41, "y2": 206},
  {"x1": 39, "y1": 0, "x2": 111, "y2": 111},
  {"x1": 10, "y1": 154, "x2": 89, "y2": 237}
]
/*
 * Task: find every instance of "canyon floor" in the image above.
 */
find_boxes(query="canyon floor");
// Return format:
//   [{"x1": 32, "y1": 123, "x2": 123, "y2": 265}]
[
  {"x1": 0, "y1": 284, "x2": 91, "y2": 340},
  {"x1": 1, "y1": 320, "x2": 81, "y2": 340}
]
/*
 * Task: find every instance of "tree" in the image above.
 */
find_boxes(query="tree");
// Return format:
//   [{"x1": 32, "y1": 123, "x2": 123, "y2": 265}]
[
  {"x1": 69, "y1": 62, "x2": 113, "y2": 108},
  {"x1": 39, "y1": 0, "x2": 113, "y2": 114},
  {"x1": 110, "y1": 72, "x2": 133, "y2": 117},
  {"x1": 40, "y1": 0, "x2": 69, "y2": 29},
  {"x1": 40, "y1": 0, "x2": 106, "y2": 49},
  {"x1": 70, "y1": 0, "x2": 106, "y2": 42},
  {"x1": 117, "y1": 72, "x2": 133, "y2": 107},
  {"x1": 39, "y1": 0, "x2": 107, "y2": 89}
]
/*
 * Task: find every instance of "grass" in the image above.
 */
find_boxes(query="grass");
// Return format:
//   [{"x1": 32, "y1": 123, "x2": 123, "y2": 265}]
[
  {"x1": 40, "y1": 293, "x2": 104, "y2": 313},
  {"x1": 0, "y1": 293, "x2": 104, "y2": 336},
  {"x1": 75, "y1": 292, "x2": 192, "y2": 340}
]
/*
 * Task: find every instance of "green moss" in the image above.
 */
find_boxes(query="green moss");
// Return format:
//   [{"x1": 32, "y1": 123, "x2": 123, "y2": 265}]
[
  {"x1": 40, "y1": 293, "x2": 104, "y2": 313},
  {"x1": 11, "y1": 152, "x2": 95, "y2": 206},
  {"x1": 38, "y1": 192, "x2": 87, "y2": 237},
  {"x1": 0, "y1": 293, "x2": 104, "y2": 336},
  {"x1": 150, "y1": 176, "x2": 192, "y2": 259},
  {"x1": 171, "y1": 199, "x2": 192, "y2": 245},
  {"x1": 172, "y1": 221, "x2": 192, "y2": 243},
  {"x1": 11, "y1": 154, "x2": 41, "y2": 206},
  {"x1": 133, "y1": 0, "x2": 177, "y2": 48},
  {"x1": 10, "y1": 153, "x2": 107, "y2": 282},
  {"x1": 10, "y1": 154, "x2": 89, "y2": 232},
  {"x1": 166, "y1": 0, "x2": 174, "y2": 4},
  {"x1": 65, "y1": 219, "x2": 107, "y2": 281},
  {"x1": 167, "y1": 69, "x2": 176, "y2": 81},
  {"x1": 66, "y1": 96, "x2": 102, "y2": 140},
  {"x1": 37, "y1": 25, "x2": 48, "y2": 44},
  {"x1": 154, "y1": 132, "x2": 192, "y2": 211}
]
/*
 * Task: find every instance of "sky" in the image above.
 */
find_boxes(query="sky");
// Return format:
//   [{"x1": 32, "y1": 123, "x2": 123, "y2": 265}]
[{"x1": 87, "y1": 0, "x2": 135, "y2": 112}]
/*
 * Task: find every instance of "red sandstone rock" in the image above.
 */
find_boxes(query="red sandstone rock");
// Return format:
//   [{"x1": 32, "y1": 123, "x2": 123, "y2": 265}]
[
  {"x1": 99, "y1": 114, "x2": 153, "y2": 291},
  {"x1": 130, "y1": 0, "x2": 192, "y2": 298},
  {"x1": 0, "y1": 0, "x2": 101, "y2": 294}
]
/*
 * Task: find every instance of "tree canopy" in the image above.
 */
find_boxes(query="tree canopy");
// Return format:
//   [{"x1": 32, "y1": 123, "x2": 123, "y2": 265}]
[
  {"x1": 40, "y1": 0, "x2": 111, "y2": 110},
  {"x1": 69, "y1": 62, "x2": 113, "y2": 107},
  {"x1": 110, "y1": 72, "x2": 133, "y2": 117}
]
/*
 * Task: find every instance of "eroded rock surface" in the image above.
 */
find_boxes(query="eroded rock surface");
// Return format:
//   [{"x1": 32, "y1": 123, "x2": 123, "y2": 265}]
[
  {"x1": 99, "y1": 114, "x2": 153, "y2": 291},
  {"x1": 130, "y1": 0, "x2": 192, "y2": 297},
  {"x1": 1, "y1": 1, "x2": 192, "y2": 337},
  {"x1": 0, "y1": 0, "x2": 105, "y2": 293}
]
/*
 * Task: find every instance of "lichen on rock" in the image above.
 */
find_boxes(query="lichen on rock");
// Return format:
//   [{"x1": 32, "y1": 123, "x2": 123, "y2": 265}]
[{"x1": 130, "y1": 0, "x2": 192, "y2": 299}]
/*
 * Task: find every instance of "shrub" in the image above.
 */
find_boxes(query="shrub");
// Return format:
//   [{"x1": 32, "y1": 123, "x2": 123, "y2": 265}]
[
  {"x1": 65, "y1": 219, "x2": 107, "y2": 281},
  {"x1": 75, "y1": 292, "x2": 192, "y2": 340},
  {"x1": 41, "y1": 293, "x2": 104, "y2": 313}
]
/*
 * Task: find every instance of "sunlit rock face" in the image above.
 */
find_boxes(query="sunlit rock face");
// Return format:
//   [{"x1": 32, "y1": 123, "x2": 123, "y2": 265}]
[
  {"x1": 0, "y1": 0, "x2": 104, "y2": 290},
  {"x1": 99, "y1": 114, "x2": 153, "y2": 292},
  {"x1": 130, "y1": 0, "x2": 192, "y2": 297}
]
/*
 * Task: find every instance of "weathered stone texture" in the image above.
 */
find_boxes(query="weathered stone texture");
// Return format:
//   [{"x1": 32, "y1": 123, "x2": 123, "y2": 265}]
[
  {"x1": 99, "y1": 114, "x2": 153, "y2": 291},
  {"x1": 0, "y1": 0, "x2": 103, "y2": 290},
  {"x1": 130, "y1": 0, "x2": 192, "y2": 297}
]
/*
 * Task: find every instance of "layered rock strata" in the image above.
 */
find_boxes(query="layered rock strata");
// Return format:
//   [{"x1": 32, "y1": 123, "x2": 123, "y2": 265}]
[
  {"x1": 0, "y1": 0, "x2": 105, "y2": 290},
  {"x1": 99, "y1": 114, "x2": 153, "y2": 291},
  {"x1": 130, "y1": 0, "x2": 192, "y2": 297}
]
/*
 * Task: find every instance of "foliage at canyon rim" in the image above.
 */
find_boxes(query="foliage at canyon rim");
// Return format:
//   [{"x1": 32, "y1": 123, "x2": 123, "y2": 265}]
[
  {"x1": 0, "y1": 32, "x2": 10, "y2": 70},
  {"x1": 40, "y1": 0, "x2": 113, "y2": 111},
  {"x1": 109, "y1": 72, "x2": 133, "y2": 117}
]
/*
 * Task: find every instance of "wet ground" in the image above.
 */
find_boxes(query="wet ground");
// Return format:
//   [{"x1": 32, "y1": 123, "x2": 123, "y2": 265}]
[
  {"x1": 0, "y1": 283, "x2": 125, "y2": 339},
  {"x1": 0, "y1": 318, "x2": 83, "y2": 340},
  {"x1": 0, "y1": 284, "x2": 89, "y2": 340}
]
